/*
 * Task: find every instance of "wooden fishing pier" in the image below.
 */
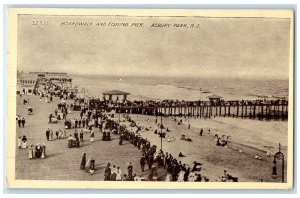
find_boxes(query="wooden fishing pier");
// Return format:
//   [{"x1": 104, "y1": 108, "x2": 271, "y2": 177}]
[{"x1": 89, "y1": 99, "x2": 289, "y2": 120}]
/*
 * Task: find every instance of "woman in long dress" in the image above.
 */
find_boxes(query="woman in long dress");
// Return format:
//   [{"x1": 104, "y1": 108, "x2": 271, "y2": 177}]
[
  {"x1": 110, "y1": 166, "x2": 117, "y2": 181},
  {"x1": 177, "y1": 170, "x2": 185, "y2": 182},
  {"x1": 35, "y1": 144, "x2": 42, "y2": 158},
  {"x1": 17, "y1": 136, "x2": 22, "y2": 149},
  {"x1": 63, "y1": 130, "x2": 67, "y2": 138},
  {"x1": 21, "y1": 135, "x2": 27, "y2": 149},
  {"x1": 165, "y1": 173, "x2": 172, "y2": 182},
  {"x1": 188, "y1": 172, "x2": 196, "y2": 182},
  {"x1": 90, "y1": 131, "x2": 94, "y2": 142},
  {"x1": 68, "y1": 135, "x2": 73, "y2": 148},
  {"x1": 41, "y1": 143, "x2": 46, "y2": 158},
  {"x1": 80, "y1": 153, "x2": 86, "y2": 170},
  {"x1": 116, "y1": 167, "x2": 122, "y2": 181},
  {"x1": 88, "y1": 156, "x2": 95, "y2": 175},
  {"x1": 49, "y1": 130, "x2": 53, "y2": 141},
  {"x1": 28, "y1": 145, "x2": 34, "y2": 159}
]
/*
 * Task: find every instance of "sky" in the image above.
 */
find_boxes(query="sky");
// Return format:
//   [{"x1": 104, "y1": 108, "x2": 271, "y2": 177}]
[{"x1": 17, "y1": 15, "x2": 291, "y2": 79}]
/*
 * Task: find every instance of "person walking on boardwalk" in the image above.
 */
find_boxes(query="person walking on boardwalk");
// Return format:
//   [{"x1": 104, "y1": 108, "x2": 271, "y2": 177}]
[
  {"x1": 127, "y1": 162, "x2": 133, "y2": 180},
  {"x1": 56, "y1": 130, "x2": 59, "y2": 139},
  {"x1": 116, "y1": 167, "x2": 122, "y2": 181},
  {"x1": 17, "y1": 136, "x2": 22, "y2": 149},
  {"x1": 35, "y1": 144, "x2": 42, "y2": 158},
  {"x1": 86, "y1": 156, "x2": 95, "y2": 175},
  {"x1": 50, "y1": 130, "x2": 53, "y2": 141},
  {"x1": 46, "y1": 128, "x2": 50, "y2": 141},
  {"x1": 140, "y1": 155, "x2": 146, "y2": 172},
  {"x1": 21, "y1": 117, "x2": 25, "y2": 127},
  {"x1": 21, "y1": 135, "x2": 27, "y2": 149},
  {"x1": 80, "y1": 152, "x2": 86, "y2": 170},
  {"x1": 17, "y1": 117, "x2": 22, "y2": 127},
  {"x1": 75, "y1": 119, "x2": 78, "y2": 128},
  {"x1": 78, "y1": 119, "x2": 81, "y2": 128},
  {"x1": 110, "y1": 165, "x2": 117, "y2": 181},
  {"x1": 74, "y1": 130, "x2": 79, "y2": 139},
  {"x1": 28, "y1": 144, "x2": 34, "y2": 159},
  {"x1": 90, "y1": 130, "x2": 94, "y2": 142},
  {"x1": 104, "y1": 163, "x2": 111, "y2": 181},
  {"x1": 148, "y1": 155, "x2": 154, "y2": 170},
  {"x1": 80, "y1": 130, "x2": 84, "y2": 142},
  {"x1": 41, "y1": 143, "x2": 46, "y2": 158},
  {"x1": 82, "y1": 118, "x2": 86, "y2": 128}
]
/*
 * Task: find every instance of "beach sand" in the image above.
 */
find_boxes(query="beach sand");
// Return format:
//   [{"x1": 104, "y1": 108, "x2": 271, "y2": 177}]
[{"x1": 130, "y1": 114, "x2": 287, "y2": 182}]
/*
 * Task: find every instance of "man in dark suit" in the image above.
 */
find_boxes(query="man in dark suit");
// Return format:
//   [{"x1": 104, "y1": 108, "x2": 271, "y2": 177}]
[{"x1": 140, "y1": 155, "x2": 146, "y2": 172}]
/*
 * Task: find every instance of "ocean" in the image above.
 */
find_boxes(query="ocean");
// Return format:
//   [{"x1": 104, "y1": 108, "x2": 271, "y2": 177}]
[{"x1": 71, "y1": 74, "x2": 289, "y2": 101}]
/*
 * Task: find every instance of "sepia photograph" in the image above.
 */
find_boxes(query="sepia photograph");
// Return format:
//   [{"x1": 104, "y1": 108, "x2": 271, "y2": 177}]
[{"x1": 6, "y1": 8, "x2": 294, "y2": 189}]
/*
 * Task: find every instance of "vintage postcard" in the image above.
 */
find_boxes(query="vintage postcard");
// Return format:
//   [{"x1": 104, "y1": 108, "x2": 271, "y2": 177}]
[{"x1": 6, "y1": 8, "x2": 294, "y2": 189}]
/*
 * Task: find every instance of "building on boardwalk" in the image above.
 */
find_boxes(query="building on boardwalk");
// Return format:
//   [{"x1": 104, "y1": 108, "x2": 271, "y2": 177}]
[
  {"x1": 29, "y1": 71, "x2": 73, "y2": 89},
  {"x1": 103, "y1": 90, "x2": 130, "y2": 101},
  {"x1": 17, "y1": 71, "x2": 38, "y2": 95}
]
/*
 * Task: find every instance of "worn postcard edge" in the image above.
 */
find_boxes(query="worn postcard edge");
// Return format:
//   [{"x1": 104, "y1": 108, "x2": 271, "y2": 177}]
[{"x1": 6, "y1": 8, "x2": 294, "y2": 189}]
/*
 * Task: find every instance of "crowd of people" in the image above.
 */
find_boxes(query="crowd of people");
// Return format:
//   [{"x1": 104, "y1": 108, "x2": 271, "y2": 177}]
[
  {"x1": 28, "y1": 143, "x2": 47, "y2": 159},
  {"x1": 17, "y1": 135, "x2": 28, "y2": 149},
  {"x1": 17, "y1": 79, "x2": 246, "y2": 182},
  {"x1": 16, "y1": 115, "x2": 26, "y2": 128}
]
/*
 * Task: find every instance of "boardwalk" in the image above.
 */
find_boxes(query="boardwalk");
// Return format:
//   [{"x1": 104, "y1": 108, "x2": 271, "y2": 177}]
[{"x1": 15, "y1": 95, "x2": 167, "y2": 180}]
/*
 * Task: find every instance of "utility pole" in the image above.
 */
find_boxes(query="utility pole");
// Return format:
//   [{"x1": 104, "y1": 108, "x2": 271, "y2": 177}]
[
  {"x1": 118, "y1": 104, "x2": 121, "y2": 134},
  {"x1": 160, "y1": 111, "x2": 163, "y2": 151},
  {"x1": 273, "y1": 143, "x2": 285, "y2": 183}
]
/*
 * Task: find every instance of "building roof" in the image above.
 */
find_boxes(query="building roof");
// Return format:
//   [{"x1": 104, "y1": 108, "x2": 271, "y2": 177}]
[
  {"x1": 103, "y1": 90, "x2": 130, "y2": 95},
  {"x1": 206, "y1": 94, "x2": 223, "y2": 99},
  {"x1": 17, "y1": 72, "x2": 38, "y2": 81}
]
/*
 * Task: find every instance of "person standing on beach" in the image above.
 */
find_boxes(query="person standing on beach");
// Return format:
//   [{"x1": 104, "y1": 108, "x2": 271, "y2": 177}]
[
  {"x1": 200, "y1": 128, "x2": 203, "y2": 136},
  {"x1": 46, "y1": 128, "x2": 50, "y2": 141}
]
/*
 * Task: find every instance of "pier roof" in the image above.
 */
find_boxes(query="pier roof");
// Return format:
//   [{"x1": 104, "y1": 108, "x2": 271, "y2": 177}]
[
  {"x1": 103, "y1": 90, "x2": 130, "y2": 95},
  {"x1": 207, "y1": 94, "x2": 223, "y2": 99}
]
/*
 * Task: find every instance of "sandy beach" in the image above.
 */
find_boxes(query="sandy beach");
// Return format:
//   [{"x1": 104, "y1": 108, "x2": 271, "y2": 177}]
[{"x1": 126, "y1": 114, "x2": 287, "y2": 182}]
